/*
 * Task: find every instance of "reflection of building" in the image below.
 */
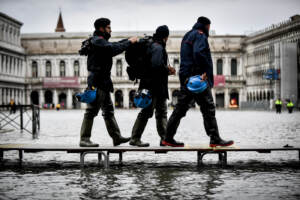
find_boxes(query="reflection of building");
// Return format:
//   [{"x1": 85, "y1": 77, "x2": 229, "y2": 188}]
[
  {"x1": 0, "y1": 13, "x2": 26, "y2": 106},
  {"x1": 1, "y1": 11, "x2": 300, "y2": 109}
]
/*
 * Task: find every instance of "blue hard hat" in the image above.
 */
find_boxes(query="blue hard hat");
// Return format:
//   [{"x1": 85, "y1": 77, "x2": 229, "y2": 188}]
[
  {"x1": 186, "y1": 75, "x2": 208, "y2": 93},
  {"x1": 75, "y1": 88, "x2": 97, "y2": 104},
  {"x1": 134, "y1": 89, "x2": 152, "y2": 108}
]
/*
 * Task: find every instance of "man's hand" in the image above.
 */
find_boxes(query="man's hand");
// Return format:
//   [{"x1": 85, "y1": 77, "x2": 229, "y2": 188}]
[
  {"x1": 168, "y1": 65, "x2": 176, "y2": 75},
  {"x1": 201, "y1": 72, "x2": 207, "y2": 81},
  {"x1": 128, "y1": 37, "x2": 138, "y2": 43}
]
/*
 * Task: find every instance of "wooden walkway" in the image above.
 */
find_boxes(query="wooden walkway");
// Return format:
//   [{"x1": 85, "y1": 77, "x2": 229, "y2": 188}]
[{"x1": 0, "y1": 144, "x2": 299, "y2": 168}]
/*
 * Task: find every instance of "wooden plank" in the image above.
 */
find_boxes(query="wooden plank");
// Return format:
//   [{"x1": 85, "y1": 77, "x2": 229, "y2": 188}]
[{"x1": 0, "y1": 143, "x2": 299, "y2": 152}]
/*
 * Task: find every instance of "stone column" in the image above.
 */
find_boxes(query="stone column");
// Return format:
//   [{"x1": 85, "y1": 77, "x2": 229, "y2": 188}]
[
  {"x1": 111, "y1": 92, "x2": 115, "y2": 108},
  {"x1": 53, "y1": 89, "x2": 58, "y2": 106},
  {"x1": 26, "y1": 89, "x2": 30, "y2": 105},
  {"x1": 67, "y1": 58, "x2": 72, "y2": 77},
  {"x1": 225, "y1": 88, "x2": 229, "y2": 109},
  {"x1": 39, "y1": 90, "x2": 44, "y2": 107},
  {"x1": 123, "y1": 88, "x2": 129, "y2": 108},
  {"x1": 0, "y1": 88, "x2": 2, "y2": 105},
  {"x1": 224, "y1": 56, "x2": 230, "y2": 76},
  {"x1": 81, "y1": 88, "x2": 87, "y2": 109},
  {"x1": 212, "y1": 88, "x2": 216, "y2": 103},
  {"x1": 0, "y1": 53, "x2": 2, "y2": 72},
  {"x1": 67, "y1": 89, "x2": 72, "y2": 109},
  {"x1": 3, "y1": 55, "x2": 6, "y2": 73}
]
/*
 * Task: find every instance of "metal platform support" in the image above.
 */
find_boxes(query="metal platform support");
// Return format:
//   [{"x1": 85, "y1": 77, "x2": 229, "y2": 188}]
[
  {"x1": 80, "y1": 151, "x2": 108, "y2": 168},
  {"x1": 0, "y1": 150, "x2": 3, "y2": 163},
  {"x1": 19, "y1": 150, "x2": 23, "y2": 166},
  {"x1": 197, "y1": 151, "x2": 227, "y2": 166},
  {"x1": 107, "y1": 151, "x2": 123, "y2": 165}
]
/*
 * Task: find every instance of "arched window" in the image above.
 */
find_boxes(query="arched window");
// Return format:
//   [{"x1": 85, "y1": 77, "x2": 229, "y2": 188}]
[
  {"x1": 74, "y1": 60, "x2": 80, "y2": 76},
  {"x1": 32, "y1": 61, "x2": 38, "y2": 77},
  {"x1": 46, "y1": 61, "x2": 51, "y2": 77},
  {"x1": 173, "y1": 58, "x2": 179, "y2": 74},
  {"x1": 231, "y1": 59, "x2": 237, "y2": 76},
  {"x1": 60, "y1": 60, "x2": 66, "y2": 77},
  {"x1": 116, "y1": 59, "x2": 122, "y2": 77},
  {"x1": 217, "y1": 59, "x2": 223, "y2": 75}
]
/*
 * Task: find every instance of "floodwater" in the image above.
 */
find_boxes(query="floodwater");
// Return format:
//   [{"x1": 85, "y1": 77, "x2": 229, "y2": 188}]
[{"x1": 0, "y1": 109, "x2": 299, "y2": 199}]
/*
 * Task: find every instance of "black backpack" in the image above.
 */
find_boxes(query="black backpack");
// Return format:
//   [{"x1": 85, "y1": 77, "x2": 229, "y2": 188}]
[
  {"x1": 79, "y1": 37, "x2": 93, "y2": 56},
  {"x1": 125, "y1": 36, "x2": 153, "y2": 81}
]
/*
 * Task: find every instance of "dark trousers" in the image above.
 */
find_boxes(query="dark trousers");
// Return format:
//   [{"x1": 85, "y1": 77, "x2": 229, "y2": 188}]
[
  {"x1": 80, "y1": 89, "x2": 121, "y2": 141},
  {"x1": 165, "y1": 86, "x2": 219, "y2": 140},
  {"x1": 275, "y1": 105, "x2": 282, "y2": 113},
  {"x1": 131, "y1": 96, "x2": 167, "y2": 142}
]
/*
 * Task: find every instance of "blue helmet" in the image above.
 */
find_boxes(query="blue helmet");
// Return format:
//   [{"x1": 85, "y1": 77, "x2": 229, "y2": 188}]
[
  {"x1": 134, "y1": 89, "x2": 152, "y2": 108},
  {"x1": 186, "y1": 75, "x2": 208, "y2": 93},
  {"x1": 75, "y1": 89, "x2": 97, "y2": 104}
]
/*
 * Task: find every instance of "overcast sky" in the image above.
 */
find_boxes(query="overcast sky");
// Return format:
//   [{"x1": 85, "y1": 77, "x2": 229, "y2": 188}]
[{"x1": 0, "y1": 0, "x2": 299, "y2": 35}]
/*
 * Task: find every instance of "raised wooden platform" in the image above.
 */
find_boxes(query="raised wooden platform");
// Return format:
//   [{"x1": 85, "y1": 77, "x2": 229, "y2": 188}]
[{"x1": 0, "y1": 144, "x2": 299, "y2": 168}]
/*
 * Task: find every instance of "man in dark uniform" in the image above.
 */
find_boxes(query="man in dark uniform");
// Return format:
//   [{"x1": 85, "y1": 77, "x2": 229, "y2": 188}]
[
  {"x1": 162, "y1": 17, "x2": 234, "y2": 147},
  {"x1": 129, "y1": 25, "x2": 176, "y2": 147},
  {"x1": 79, "y1": 18, "x2": 138, "y2": 147}
]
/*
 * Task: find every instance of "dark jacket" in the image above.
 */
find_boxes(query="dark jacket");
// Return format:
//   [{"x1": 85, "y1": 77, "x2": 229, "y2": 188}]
[
  {"x1": 179, "y1": 22, "x2": 214, "y2": 88},
  {"x1": 87, "y1": 31, "x2": 131, "y2": 92},
  {"x1": 139, "y1": 41, "x2": 169, "y2": 99}
]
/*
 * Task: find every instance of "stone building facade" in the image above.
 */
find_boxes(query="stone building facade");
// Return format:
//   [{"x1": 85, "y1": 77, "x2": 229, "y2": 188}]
[
  {"x1": 0, "y1": 12, "x2": 26, "y2": 106},
  {"x1": 1, "y1": 12, "x2": 299, "y2": 109}
]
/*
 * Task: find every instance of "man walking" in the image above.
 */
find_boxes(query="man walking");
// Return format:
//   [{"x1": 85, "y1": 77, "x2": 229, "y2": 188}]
[
  {"x1": 129, "y1": 25, "x2": 176, "y2": 147},
  {"x1": 162, "y1": 17, "x2": 234, "y2": 147},
  {"x1": 79, "y1": 18, "x2": 138, "y2": 147}
]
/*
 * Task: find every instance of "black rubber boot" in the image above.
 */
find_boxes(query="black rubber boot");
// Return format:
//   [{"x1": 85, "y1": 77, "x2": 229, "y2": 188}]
[
  {"x1": 104, "y1": 115, "x2": 130, "y2": 146},
  {"x1": 129, "y1": 140, "x2": 150, "y2": 147},
  {"x1": 162, "y1": 139, "x2": 184, "y2": 147},
  {"x1": 113, "y1": 136, "x2": 131, "y2": 146},
  {"x1": 79, "y1": 117, "x2": 98, "y2": 147},
  {"x1": 209, "y1": 135, "x2": 234, "y2": 147},
  {"x1": 80, "y1": 138, "x2": 99, "y2": 147},
  {"x1": 130, "y1": 115, "x2": 149, "y2": 146}
]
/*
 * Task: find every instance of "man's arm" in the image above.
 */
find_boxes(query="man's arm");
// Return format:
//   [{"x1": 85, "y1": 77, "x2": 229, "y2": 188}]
[
  {"x1": 151, "y1": 44, "x2": 169, "y2": 75},
  {"x1": 192, "y1": 34, "x2": 211, "y2": 71},
  {"x1": 92, "y1": 37, "x2": 137, "y2": 57}
]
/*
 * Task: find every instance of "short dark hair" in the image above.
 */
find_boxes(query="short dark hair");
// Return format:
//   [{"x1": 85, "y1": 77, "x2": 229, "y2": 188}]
[
  {"x1": 94, "y1": 18, "x2": 110, "y2": 30},
  {"x1": 197, "y1": 16, "x2": 211, "y2": 25}
]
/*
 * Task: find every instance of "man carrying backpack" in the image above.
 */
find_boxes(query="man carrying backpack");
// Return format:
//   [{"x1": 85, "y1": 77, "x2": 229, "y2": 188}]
[
  {"x1": 79, "y1": 18, "x2": 138, "y2": 147},
  {"x1": 162, "y1": 17, "x2": 234, "y2": 147},
  {"x1": 129, "y1": 25, "x2": 176, "y2": 147}
]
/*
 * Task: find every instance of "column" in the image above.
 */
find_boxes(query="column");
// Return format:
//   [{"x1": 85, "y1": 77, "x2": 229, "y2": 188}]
[
  {"x1": 224, "y1": 88, "x2": 229, "y2": 109},
  {"x1": 123, "y1": 88, "x2": 129, "y2": 108},
  {"x1": 53, "y1": 89, "x2": 58, "y2": 106},
  {"x1": 224, "y1": 56, "x2": 230, "y2": 76},
  {"x1": 67, "y1": 89, "x2": 72, "y2": 109},
  {"x1": 111, "y1": 92, "x2": 115, "y2": 108},
  {"x1": 0, "y1": 53, "x2": 2, "y2": 73},
  {"x1": 212, "y1": 88, "x2": 216, "y2": 103},
  {"x1": 81, "y1": 88, "x2": 87, "y2": 109},
  {"x1": 26, "y1": 89, "x2": 31, "y2": 105},
  {"x1": 122, "y1": 57, "x2": 126, "y2": 78},
  {"x1": 39, "y1": 90, "x2": 44, "y2": 107},
  {"x1": 0, "y1": 88, "x2": 2, "y2": 105},
  {"x1": 67, "y1": 58, "x2": 72, "y2": 77},
  {"x1": 3, "y1": 55, "x2": 6, "y2": 73}
]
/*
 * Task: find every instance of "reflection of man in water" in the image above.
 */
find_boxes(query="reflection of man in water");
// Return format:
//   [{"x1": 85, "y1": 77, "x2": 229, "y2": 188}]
[{"x1": 9, "y1": 99, "x2": 16, "y2": 114}]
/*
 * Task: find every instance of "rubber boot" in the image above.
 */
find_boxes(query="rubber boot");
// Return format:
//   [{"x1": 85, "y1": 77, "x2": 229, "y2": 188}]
[
  {"x1": 209, "y1": 132, "x2": 234, "y2": 147},
  {"x1": 79, "y1": 117, "x2": 99, "y2": 147},
  {"x1": 129, "y1": 116, "x2": 150, "y2": 147},
  {"x1": 156, "y1": 117, "x2": 167, "y2": 146},
  {"x1": 104, "y1": 115, "x2": 130, "y2": 146}
]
